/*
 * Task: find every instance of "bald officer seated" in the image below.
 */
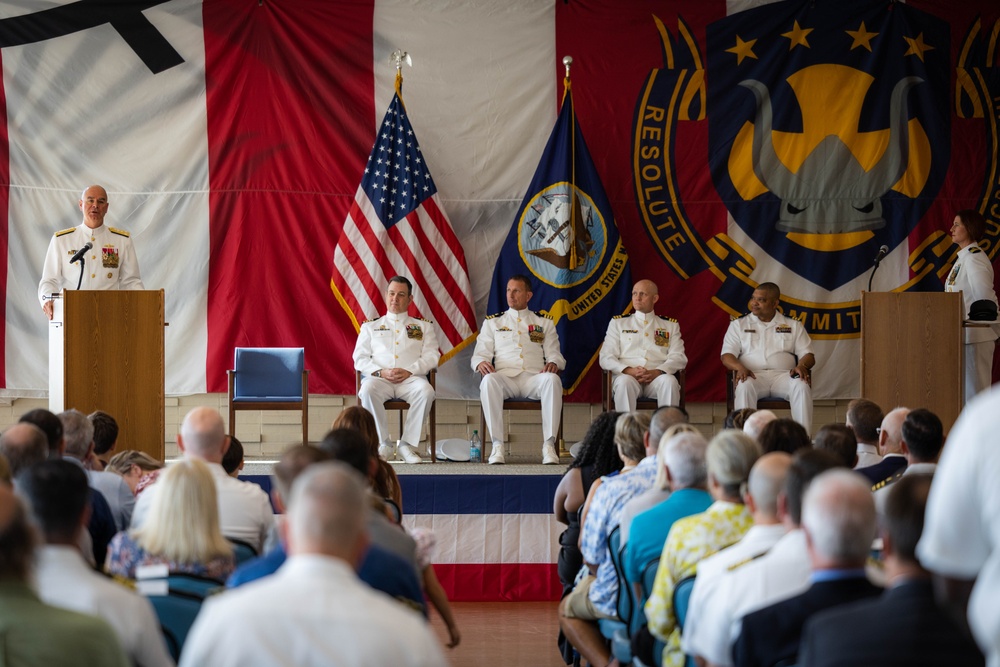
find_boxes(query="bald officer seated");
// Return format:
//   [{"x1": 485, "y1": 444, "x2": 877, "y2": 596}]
[{"x1": 600, "y1": 279, "x2": 687, "y2": 412}]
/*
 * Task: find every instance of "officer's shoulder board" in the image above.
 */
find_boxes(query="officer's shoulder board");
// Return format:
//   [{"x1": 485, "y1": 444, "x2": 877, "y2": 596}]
[
  {"x1": 969, "y1": 245, "x2": 982, "y2": 254},
  {"x1": 660, "y1": 315, "x2": 678, "y2": 323},
  {"x1": 109, "y1": 227, "x2": 130, "y2": 237},
  {"x1": 484, "y1": 312, "x2": 504, "y2": 320},
  {"x1": 54, "y1": 227, "x2": 76, "y2": 237},
  {"x1": 417, "y1": 317, "x2": 435, "y2": 324},
  {"x1": 361, "y1": 316, "x2": 379, "y2": 324},
  {"x1": 534, "y1": 310, "x2": 554, "y2": 320},
  {"x1": 726, "y1": 549, "x2": 770, "y2": 572},
  {"x1": 731, "y1": 312, "x2": 751, "y2": 321},
  {"x1": 871, "y1": 468, "x2": 906, "y2": 492},
  {"x1": 612, "y1": 314, "x2": 627, "y2": 320}
]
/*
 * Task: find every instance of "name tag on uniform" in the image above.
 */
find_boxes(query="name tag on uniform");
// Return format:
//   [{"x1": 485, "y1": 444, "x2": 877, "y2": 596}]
[
  {"x1": 775, "y1": 325, "x2": 792, "y2": 334},
  {"x1": 622, "y1": 329, "x2": 638, "y2": 334},
  {"x1": 406, "y1": 324, "x2": 423, "y2": 340},
  {"x1": 743, "y1": 329, "x2": 756, "y2": 334},
  {"x1": 373, "y1": 326, "x2": 391, "y2": 333},
  {"x1": 528, "y1": 324, "x2": 544, "y2": 344},
  {"x1": 654, "y1": 329, "x2": 669, "y2": 347}
]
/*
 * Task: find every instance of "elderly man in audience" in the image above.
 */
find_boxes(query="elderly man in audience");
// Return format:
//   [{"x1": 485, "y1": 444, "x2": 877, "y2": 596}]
[
  {"x1": 623, "y1": 430, "x2": 711, "y2": 591},
  {"x1": 733, "y1": 469, "x2": 882, "y2": 667},
  {"x1": 16, "y1": 460, "x2": 173, "y2": 667},
  {"x1": 618, "y1": 406, "x2": 690, "y2": 544},
  {"x1": 918, "y1": 387, "x2": 1000, "y2": 667},
  {"x1": 681, "y1": 452, "x2": 792, "y2": 660},
  {"x1": 59, "y1": 409, "x2": 134, "y2": 531},
  {"x1": 180, "y1": 462, "x2": 447, "y2": 667},
  {"x1": 558, "y1": 412, "x2": 656, "y2": 667},
  {"x1": 812, "y1": 424, "x2": 858, "y2": 468},
  {"x1": 227, "y1": 443, "x2": 425, "y2": 613},
  {"x1": 644, "y1": 430, "x2": 760, "y2": 667},
  {"x1": 856, "y1": 406, "x2": 909, "y2": 488},
  {"x1": 846, "y1": 398, "x2": 884, "y2": 468},
  {"x1": 800, "y1": 474, "x2": 985, "y2": 666},
  {"x1": 131, "y1": 407, "x2": 274, "y2": 553},
  {"x1": 0, "y1": 483, "x2": 130, "y2": 667},
  {"x1": 682, "y1": 448, "x2": 841, "y2": 667}
]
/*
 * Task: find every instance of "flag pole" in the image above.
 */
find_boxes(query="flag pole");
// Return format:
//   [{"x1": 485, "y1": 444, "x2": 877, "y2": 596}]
[{"x1": 563, "y1": 55, "x2": 581, "y2": 271}]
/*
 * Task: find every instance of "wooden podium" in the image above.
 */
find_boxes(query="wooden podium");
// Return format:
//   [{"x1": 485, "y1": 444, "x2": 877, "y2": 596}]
[
  {"x1": 860, "y1": 291, "x2": 963, "y2": 432},
  {"x1": 49, "y1": 290, "x2": 165, "y2": 461}
]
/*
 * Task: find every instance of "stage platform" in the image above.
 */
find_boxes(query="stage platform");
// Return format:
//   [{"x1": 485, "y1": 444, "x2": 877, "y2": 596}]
[{"x1": 241, "y1": 457, "x2": 566, "y2": 602}]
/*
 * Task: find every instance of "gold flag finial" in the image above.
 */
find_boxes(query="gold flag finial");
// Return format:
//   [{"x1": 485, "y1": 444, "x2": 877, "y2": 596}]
[{"x1": 390, "y1": 50, "x2": 412, "y2": 96}]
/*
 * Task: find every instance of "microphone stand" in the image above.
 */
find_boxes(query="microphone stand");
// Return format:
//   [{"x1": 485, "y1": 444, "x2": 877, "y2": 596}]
[
  {"x1": 867, "y1": 256, "x2": 884, "y2": 292},
  {"x1": 75, "y1": 257, "x2": 85, "y2": 290}
]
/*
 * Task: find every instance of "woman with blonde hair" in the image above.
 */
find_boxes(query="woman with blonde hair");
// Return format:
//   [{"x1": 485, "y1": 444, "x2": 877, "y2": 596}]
[
  {"x1": 333, "y1": 406, "x2": 403, "y2": 509},
  {"x1": 105, "y1": 450, "x2": 163, "y2": 495},
  {"x1": 105, "y1": 458, "x2": 235, "y2": 580}
]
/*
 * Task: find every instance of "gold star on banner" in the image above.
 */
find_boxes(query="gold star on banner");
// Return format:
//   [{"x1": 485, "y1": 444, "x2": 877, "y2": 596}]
[
  {"x1": 781, "y1": 21, "x2": 813, "y2": 50},
  {"x1": 904, "y1": 32, "x2": 934, "y2": 61},
  {"x1": 846, "y1": 21, "x2": 878, "y2": 51},
  {"x1": 727, "y1": 35, "x2": 758, "y2": 65}
]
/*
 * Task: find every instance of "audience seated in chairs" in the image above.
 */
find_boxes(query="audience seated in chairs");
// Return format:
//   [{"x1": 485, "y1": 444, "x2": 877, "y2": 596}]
[
  {"x1": 105, "y1": 450, "x2": 164, "y2": 496},
  {"x1": 16, "y1": 460, "x2": 173, "y2": 667},
  {"x1": 681, "y1": 448, "x2": 842, "y2": 667},
  {"x1": 130, "y1": 407, "x2": 274, "y2": 553},
  {"x1": 800, "y1": 473, "x2": 985, "y2": 667},
  {"x1": 226, "y1": 443, "x2": 426, "y2": 614},
  {"x1": 106, "y1": 458, "x2": 236, "y2": 581},
  {"x1": 333, "y1": 405, "x2": 403, "y2": 510},
  {"x1": 180, "y1": 462, "x2": 447, "y2": 667},
  {"x1": 643, "y1": 430, "x2": 761, "y2": 667},
  {"x1": 558, "y1": 411, "x2": 656, "y2": 667},
  {"x1": 733, "y1": 469, "x2": 882, "y2": 667},
  {"x1": 0, "y1": 483, "x2": 130, "y2": 667}
]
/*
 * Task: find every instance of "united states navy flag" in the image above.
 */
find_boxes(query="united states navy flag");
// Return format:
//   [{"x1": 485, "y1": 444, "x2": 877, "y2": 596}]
[{"x1": 486, "y1": 72, "x2": 631, "y2": 393}]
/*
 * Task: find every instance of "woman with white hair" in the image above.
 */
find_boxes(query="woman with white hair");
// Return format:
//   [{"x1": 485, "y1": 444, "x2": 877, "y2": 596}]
[{"x1": 105, "y1": 458, "x2": 235, "y2": 581}]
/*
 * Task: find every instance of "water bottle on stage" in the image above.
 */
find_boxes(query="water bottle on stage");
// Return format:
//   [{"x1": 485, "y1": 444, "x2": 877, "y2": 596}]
[{"x1": 470, "y1": 429, "x2": 482, "y2": 463}]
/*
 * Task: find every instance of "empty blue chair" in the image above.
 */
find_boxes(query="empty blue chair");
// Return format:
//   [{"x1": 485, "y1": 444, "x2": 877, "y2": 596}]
[
  {"x1": 228, "y1": 537, "x2": 259, "y2": 565},
  {"x1": 228, "y1": 347, "x2": 309, "y2": 444},
  {"x1": 143, "y1": 574, "x2": 224, "y2": 662}
]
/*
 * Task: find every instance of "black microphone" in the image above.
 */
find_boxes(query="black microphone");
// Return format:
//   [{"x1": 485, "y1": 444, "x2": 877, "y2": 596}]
[
  {"x1": 873, "y1": 244, "x2": 889, "y2": 266},
  {"x1": 69, "y1": 242, "x2": 92, "y2": 264}
]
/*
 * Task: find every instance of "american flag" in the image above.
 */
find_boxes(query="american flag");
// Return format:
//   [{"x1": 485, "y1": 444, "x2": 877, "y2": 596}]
[{"x1": 331, "y1": 85, "x2": 477, "y2": 362}]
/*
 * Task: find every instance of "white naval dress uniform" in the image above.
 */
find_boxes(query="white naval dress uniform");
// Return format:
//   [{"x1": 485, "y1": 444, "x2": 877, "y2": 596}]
[
  {"x1": 353, "y1": 312, "x2": 440, "y2": 447},
  {"x1": 599, "y1": 311, "x2": 687, "y2": 412},
  {"x1": 721, "y1": 311, "x2": 814, "y2": 432},
  {"x1": 471, "y1": 308, "x2": 566, "y2": 448},
  {"x1": 945, "y1": 243, "x2": 999, "y2": 403},
  {"x1": 38, "y1": 223, "x2": 143, "y2": 304}
]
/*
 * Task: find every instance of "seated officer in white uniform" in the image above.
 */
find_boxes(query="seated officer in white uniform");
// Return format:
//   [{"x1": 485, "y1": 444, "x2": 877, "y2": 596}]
[
  {"x1": 353, "y1": 276, "x2": 440, "y2": 464},
  {"x1": 38, "y1": 185, "x2": 144, "y2": 320},
  {"x1": 472, "y1": 274, "x2": 565, "y2": 465},
  {"x1": 721, "y1": 282, "x2": 815, "y2": 432},
  {"x1": 599, "y1": 279, "x2": 687, "y2": 412}
]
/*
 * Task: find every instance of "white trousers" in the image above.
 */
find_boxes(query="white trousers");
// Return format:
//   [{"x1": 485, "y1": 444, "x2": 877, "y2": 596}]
[
  {"x1": 611, "y1": 373, "x2": 681, "y2": 412},
  {"x1": 733, "y1": 369, "x2": 812, "y2": 433},
  {"x1": 964, "y1": 341, "x2": 995, "y2": 405},
  {"x1": 479, "y1": 371, "x2": 562, "y2": 447},
  {"x1": 358, "y1": 375, "x2": 434, "y2": 446}
]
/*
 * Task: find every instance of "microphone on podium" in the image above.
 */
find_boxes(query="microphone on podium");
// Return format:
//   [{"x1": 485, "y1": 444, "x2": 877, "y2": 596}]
[
  {"x1": 873, "y1": 244, "x2": 889, "y2": 266},
  {"x1": 69, "y1": 242, "x2": 93, "y2": 264}
]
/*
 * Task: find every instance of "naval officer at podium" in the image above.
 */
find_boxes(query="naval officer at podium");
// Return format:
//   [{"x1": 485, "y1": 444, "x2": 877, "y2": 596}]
[{"x1": 38, "y1": 185, "x2": 144, "y2": 320}]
